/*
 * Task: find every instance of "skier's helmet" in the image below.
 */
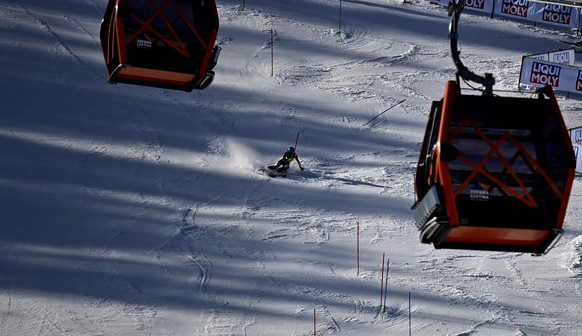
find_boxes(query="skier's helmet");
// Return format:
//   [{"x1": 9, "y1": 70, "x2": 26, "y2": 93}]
[{"x1": 289, "y1": 147, "x2": 295, "y2": 153}]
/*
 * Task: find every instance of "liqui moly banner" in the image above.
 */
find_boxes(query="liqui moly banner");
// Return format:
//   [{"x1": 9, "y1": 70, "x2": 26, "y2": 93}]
[
  {"x1": 526, "y1": 48, "x2": 576, "y2": 65},
  {"x1": 549, "y1": 48, "x2": 576, "y2": 65},
  {"x1": 520, "y1": 58, "x2": 565, "y2": 88},
  {"x1": 572, "y1": 143, "x2": 582, "y2": 172},
  {"x1": 494, "y1": 0, "x2": 579, "y2": 28},
  {"x1": 430, "y1": 0, "x2": 579, "y2": 29},
  {"x1": 430, "y1": 0, "x2": 495, "y2": 13},
  {"x1": 520, "y1": 57, "x2": 582, "y2": 94},
  {"x1": 570, "y1": 126, "x2": 582, "y2": 172},
  {"x1": 571, "y1": 127, "x2": 582, "y2": 172},
  {"x1": 570, "y1": 126, "x2": 582, "y2": 144},
  {"x1": 534, "y1": 3, "x2": 578, "y2": 27},
  {"x1": 496, "y1": 0, "x2": 530, "y2": 18},
  {"x1": 464, "y1": 0, "x2": 494, "y2": 12}
]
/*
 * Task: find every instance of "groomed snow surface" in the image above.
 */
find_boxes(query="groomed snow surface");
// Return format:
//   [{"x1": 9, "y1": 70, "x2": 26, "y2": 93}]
[{"x1": 1, "y1": 0, "x2": 582, "y2": 335}]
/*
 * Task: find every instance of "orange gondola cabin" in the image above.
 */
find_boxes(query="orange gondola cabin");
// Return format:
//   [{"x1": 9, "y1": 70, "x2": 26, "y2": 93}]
[
  {"x1": 100, "y1": 0, "x2": 220, "y2": 91},
  {"x1": 412, "y1": 81, "x2": 575, "y2": 255}
]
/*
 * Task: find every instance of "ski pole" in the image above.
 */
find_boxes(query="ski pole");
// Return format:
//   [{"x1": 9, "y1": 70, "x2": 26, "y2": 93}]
[
  {"x1": 294, "y1": 131, "x2": 305, "y2": 171},
  {"x1": 294, "y1": 131, "x2": 300, "y2": 150}
]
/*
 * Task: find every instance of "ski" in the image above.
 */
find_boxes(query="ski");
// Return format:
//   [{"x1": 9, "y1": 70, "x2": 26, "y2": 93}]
[{"x1": 265, "y1": 165, "x2": 287, "y2": 178}]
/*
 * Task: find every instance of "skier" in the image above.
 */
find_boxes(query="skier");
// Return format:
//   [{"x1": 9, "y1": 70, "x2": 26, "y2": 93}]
[{"x1": 269, "y1": 147, "x2": 304, "y2": 173}]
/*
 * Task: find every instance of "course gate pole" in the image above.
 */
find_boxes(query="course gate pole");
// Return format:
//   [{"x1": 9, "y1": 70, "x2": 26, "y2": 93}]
[
  {"x1": 380, "y1": 253, "x2": 385, "y2": 308},
  {"x1": 356, "y1": 221, "x2": 360, "y2": 276}
]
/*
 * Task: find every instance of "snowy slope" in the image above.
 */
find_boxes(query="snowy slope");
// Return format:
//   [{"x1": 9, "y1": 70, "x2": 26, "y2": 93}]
[{"x1": 1, "y1": 0, "x2": 582, "y2": 335}]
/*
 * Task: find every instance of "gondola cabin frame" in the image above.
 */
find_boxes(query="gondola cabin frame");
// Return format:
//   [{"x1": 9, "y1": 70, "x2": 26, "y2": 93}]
[
  {"x1": 100, "y1": 0, "x2": 220, "y2": 91},
  {"x1": 412, "y1": 81, "x2": 575, "y2": 255}
]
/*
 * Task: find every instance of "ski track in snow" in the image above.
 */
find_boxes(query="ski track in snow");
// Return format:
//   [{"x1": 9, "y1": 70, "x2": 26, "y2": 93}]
[{"x1": 2, "y1": 0, "x2": 582, "y2": 335}]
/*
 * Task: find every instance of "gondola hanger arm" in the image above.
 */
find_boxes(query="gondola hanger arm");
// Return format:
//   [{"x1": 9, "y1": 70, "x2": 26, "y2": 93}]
[{"x1": 448, "y1": 0, "x2": 495, "y2": 95}]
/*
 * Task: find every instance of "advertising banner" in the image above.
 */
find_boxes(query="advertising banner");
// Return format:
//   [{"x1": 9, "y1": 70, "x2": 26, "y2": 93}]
[
  {"x1": 495, "y1": 0, "x2": 579, "y2": 28},
  {"x1": 496, "y1": 0, "x2": 531, "y2": 19},
  {"x1": 572, "y1": 143, "x2": 582, "y2": 172},
  {"x1": 530, "y1": 2, "x2": 579, "y2": 28},
  {"x1": 519, "y1": 56, "x2": 582, "y2": 93},
  {"x1": 570, "y1": 126, "x2": 582, "y2": 172},
  {"x1": 430, "y1": 0, "x2": 580, "y2": 29},
  {"x1": 570, "y1": 125, "x2": 582, "y2": 143},
  {"x1": 526, "y1": 48, "x2": 576, "y2": 65},
  {"x1": 430, "y1": 0, "x2": 495, "y2": 13},
  {"x1": 463, "y1": 0, "x2": 496, "y2": 13}
]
